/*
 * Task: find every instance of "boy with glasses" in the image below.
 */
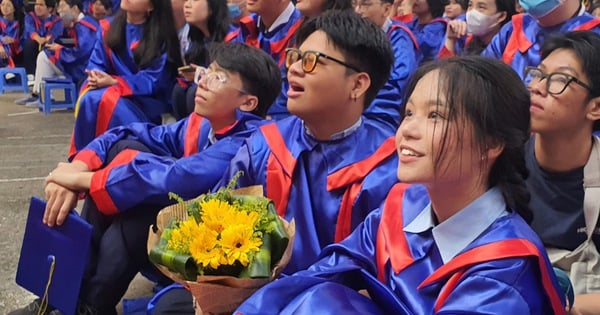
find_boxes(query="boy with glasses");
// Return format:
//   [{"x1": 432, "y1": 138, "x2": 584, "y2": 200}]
[
  {"x1": 9, "y1": 43, "x2": 281, "y2": 315},
  {"x1": 525, "y1": 31, "x2": 600, "y2": 315},
  {"x1": 149, "y1": 10, "x2": 399, "y2": 314}
]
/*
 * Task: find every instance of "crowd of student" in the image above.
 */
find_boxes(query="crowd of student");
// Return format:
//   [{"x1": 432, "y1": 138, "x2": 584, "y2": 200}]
[{"x1": 4, "y1": 0, "x2": 600, "y2": 314}]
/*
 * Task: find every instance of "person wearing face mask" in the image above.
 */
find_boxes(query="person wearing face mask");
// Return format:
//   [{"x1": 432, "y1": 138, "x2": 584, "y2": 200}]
[
  {"x1": 481, "y1": 0, "x2": 600, "y2": 79},
  {"x1": 227, "y1": 0, "x2": 248, "y2": 27},
  {"x1": 440, "y1": 0, "x2": 515, "y2": 57}
]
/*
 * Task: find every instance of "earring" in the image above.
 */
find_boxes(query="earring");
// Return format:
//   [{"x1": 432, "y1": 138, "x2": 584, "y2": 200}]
[{"x1": 352, "y1": 94, "x2": 357, "y2": 102}]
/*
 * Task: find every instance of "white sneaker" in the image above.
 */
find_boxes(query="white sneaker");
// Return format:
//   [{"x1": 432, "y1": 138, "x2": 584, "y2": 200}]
[
  {"x1": 27, "y1": 74, "x2": 35, "y2": 86},
  {"x1": 5, "y1": 73, "x2": 15, "y2": 80}
]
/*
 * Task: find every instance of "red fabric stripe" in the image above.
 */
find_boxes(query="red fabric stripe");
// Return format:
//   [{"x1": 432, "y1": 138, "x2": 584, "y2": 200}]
[
  {"x1": 376, "y1": 183, "x2": 413, "y2": 282},
  {"x1": 433, "y1": 270, "x2": 465, "y2": 313},
  {"x1": 260, "y1": 123, "x2": 296, "y2": 217},
  {"x1": 113, "y1": 76, "x2": 134, "y2": 97},
  {"x1": 89, "y1": 149, "x2": 139, "y2": 215},
  {"x1": 389, "y1": 24, "x2": 419, "y2": 51},
  {"x1": 501, "y1": 14, "x2": 531, "y2": 65},
  {"x1": 269, "y1": 18, "x2": 304, "y2": 66},
  {"x1": 418, "y1": 238, "x2": 565, "y2": 314},
  {"x1": 73, "y1": 149, "x2": 104, "y2": 170},
  {"x1": 225, "y1": 29, "x2": 240, "y2": 43},
  {"x1": 334, "y1": 181, "x2": 364, "y2": 242},
  {"x1": 183, "y1": 114, "x2": 203, "y2": 157},
  {"x1": 78, "y1": 19, "x2": 97, "y2": 32},
  {"x1": 574, "y1": 18, "x2": 600, "y2": 31},
  {"x1": 95, "y1": 86, "x2": 123, "y2": 137},
  {"x1": 327, "y1": 136, "x2": 396, "y2": 191}
]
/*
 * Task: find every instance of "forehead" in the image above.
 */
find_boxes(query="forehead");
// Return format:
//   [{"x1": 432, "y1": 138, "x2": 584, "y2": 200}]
[
  {"x1": 541, "y1": 48, "x2": 584, "y2": 74},
  {"x1": 298, "y1": 30, "x2": 344, "y2": 57}
]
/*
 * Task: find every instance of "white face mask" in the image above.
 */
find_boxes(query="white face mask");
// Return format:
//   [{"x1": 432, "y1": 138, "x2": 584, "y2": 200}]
[{"x1": 466, "y1": 10, "x2": 501, "y2": 36}]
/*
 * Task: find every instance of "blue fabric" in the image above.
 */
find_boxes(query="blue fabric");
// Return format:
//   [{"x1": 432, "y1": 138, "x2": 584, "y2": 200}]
[
  {"x1": 482, "y1": 12, "x2": 600, "y2": 79},
  {"x1": 71, "y1": 18, "x2": 177, "y2": 153},
  {"x1": 0, "y1": 16, "x2": 20, "y2": 65},
  {"x1": 407, "y1": 17, "x2": 447, "y2": 64},
  {"x1": 236, "y1": 184, "x2": 566, "y2": 314},
  {"x1": 22, "y1": 12, "x2": 64, "y2": 43},
  {"x1": 44, "y1": 15, "x2": 99, "y2": 84},
  {"x1": 216, "y1": 116, "x2": 398, "y2": 274},
  {"x1": 73, "y1": 110, "x2": 266, "y2": 214}
]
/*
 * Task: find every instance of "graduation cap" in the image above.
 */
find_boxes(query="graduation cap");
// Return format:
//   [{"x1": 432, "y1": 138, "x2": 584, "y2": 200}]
[{"x1": 15, "y1": 196, "x2": 92, "y2": 315}]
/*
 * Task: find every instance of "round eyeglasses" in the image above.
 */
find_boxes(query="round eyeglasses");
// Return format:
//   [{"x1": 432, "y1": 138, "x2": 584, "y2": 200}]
[
  {"x1": 284, "y1": 48, "x2": 361, "y2": 74},
  {"x1": 524, "y1": 66, "x2": 592, "y2": 95},
  {"x1": 194, "y1": 67, "x2": 247, "y2": 94}
]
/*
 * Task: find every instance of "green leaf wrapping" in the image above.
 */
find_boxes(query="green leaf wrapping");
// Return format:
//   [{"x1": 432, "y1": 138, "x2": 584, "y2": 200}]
[
  {"x1": 239, "y1": 235, "x2": 271, "y2": 278},
  {"x1": 148, "y1": 228, "x2": 198, "y2": 281}
]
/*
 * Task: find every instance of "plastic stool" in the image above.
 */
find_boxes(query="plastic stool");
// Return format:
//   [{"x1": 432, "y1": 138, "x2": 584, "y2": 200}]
[
  {"x1": 38, "y1": 78, "x2": 77, "y2": 115},
  {"x1": 0, "y1": 67, "x2": 28, "y2": 93}
]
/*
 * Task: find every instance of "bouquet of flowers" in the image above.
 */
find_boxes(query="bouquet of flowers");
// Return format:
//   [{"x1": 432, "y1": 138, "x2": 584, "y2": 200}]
[{"x1": 147, "y1": 173, "x2": 294, "y2": 314}]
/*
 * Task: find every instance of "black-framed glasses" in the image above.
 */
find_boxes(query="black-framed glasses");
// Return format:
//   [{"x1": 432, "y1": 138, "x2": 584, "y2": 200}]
[
  {"x1": 285, "y1": 48, "x2": 361, "y2": 74},
  {"x1": 524, "y1": 66, "x2": 592, "y2": 95},
  {"x1": 194, "y1": 66, "x2": 247, "y2": 94}
]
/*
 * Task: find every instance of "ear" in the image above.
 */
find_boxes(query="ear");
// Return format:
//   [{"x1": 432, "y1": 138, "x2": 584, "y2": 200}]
[
  {"x1": 350, "y1": 72, "x2": 371, "y2": 102},
  {"x1": 485, "y1": 140, "x2": 505, "y2": 162},
  {"x1": 497, "y1": 11, "x2": 507, "y2": 24},
  {"x1": 383, "y1": 3, "x2": 393, "y2": 17},
  {"x1": 239, "y1": 95, "x2": 259, "y2": 113},
  {"x1": 586, "y1": 95, "x2": 600, "y2": 122}
]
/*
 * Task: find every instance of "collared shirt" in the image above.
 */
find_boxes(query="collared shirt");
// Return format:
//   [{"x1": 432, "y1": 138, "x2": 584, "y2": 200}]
[
  {"x1": 303, "y1": 117, "x2": 363, "y2": 141},
  {"x1": 382, "y1": 17, "x2": 393, "y2": 33},
  {"x1": 404, "y1": 187, "x2": 508, "y2": 263},
  {"x1": 258, "y1": 2, "x2": 296, "y2": 34}
]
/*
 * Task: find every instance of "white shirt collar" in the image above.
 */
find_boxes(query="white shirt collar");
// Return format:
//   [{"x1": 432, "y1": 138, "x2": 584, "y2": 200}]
[
  {"x1": 258, "y1": 2, "x2": 296, "y2": 33},
  {"x1": 404, "y1": 187, "x2": 508, "y2": 263},
  {"x1": 303, "y1": 117, "x2": 362, "y2": 141},
  {"x1": 382, "y1": 17, "x2": 393, "y2": 33}
]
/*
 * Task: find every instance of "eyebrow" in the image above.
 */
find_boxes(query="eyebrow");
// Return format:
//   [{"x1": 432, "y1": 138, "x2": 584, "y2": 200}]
[
  {"x1": 407, "y1": 98, "x2": 449, "y2": 108},
  {"x1": 539, "y1": 63, "x2": 581, "y2": 76}
]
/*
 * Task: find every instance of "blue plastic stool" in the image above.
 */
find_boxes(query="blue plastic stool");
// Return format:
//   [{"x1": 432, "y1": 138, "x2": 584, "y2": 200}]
[
  {"x1": 0, "y1": 67, "x2": 28, "y2": 94},
  {"x1": 38, "y1": 78, "x2": 77, "y2": 115}
]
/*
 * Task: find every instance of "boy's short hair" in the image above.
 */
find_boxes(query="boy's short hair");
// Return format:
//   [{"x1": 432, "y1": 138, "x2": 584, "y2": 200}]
[
  {"x1": 296, "y1": 10, "x2": 394, "y2": 108},
  {"x1": 44, "y1": 0, "x2": 57, "y2": 9},
  {"x1": 65, "y1": 0, "x2": 83, "y2": 11},
  {"x1": 209, "y1": 43, "x2": 281, "y2": 118},
  {"x1": 95, "y1": 0, "x2": 111, "y2": 10},
  {"x1": 541, "y1": 31, "x2": 600, "y2": 131}
]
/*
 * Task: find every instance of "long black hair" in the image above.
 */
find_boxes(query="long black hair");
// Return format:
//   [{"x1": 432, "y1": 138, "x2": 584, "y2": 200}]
[
  {"x1": 185, "y1": 0, "x2": 230, "y2": 66},
  {"x1": 106, "y1": 0, "x2": 182, "y2": 68},
  {"x1": 402, "y1": 56, "x2": 533, "y2": 223}
]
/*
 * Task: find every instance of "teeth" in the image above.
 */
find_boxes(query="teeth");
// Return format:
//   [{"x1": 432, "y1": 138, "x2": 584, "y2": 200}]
[{"x1": 401, "y1": 148, "x2": 417, "y2": 156}]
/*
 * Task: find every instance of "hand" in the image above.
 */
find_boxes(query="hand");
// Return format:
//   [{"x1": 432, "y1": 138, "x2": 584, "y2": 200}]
[
  {"x1": 45, "y1": 169, "x2": 93, "y2": 191},
  {"x1": 179, "y1": 64, "x2": 197, "y2": 82},
  {"x1": 44, "y1": 182, "x2": 78, "y2": 226},
  {"x1": 446, "y1": 20, "x2": 468, "y2": 39},
  {"x1": 86, "y1": 69, "x2": 118, "y2": 89},
  {"x1": 1, "y1": 36, "x2": 14, "y2": 44},
  {"x1": 34, "y1": 36, "x2": 47, "y2": 46},
  {"x1": 45, "y1": 43, "x2": 61, "y2": 51},
  {"x1": 0, "y1": 46, "x2": 7, "y2": 59}
]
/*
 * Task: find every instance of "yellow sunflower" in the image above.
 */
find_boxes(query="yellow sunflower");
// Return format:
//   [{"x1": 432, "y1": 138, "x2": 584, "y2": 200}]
[
  {"x1": 220, "y1": 224, "x2": 262, "y2": 266},
  {"x1": 166, "y1": 217, "x2": 200, "y2": 254},
  {"x1": 189, "y1": 225, "x2": 223, "y2": 269},
  {"x1": 200, "y1": 199, "x2": 239, "y2": 234}
]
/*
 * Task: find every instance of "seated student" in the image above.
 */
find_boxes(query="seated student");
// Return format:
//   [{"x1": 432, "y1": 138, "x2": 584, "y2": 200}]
[
  {"x1": 14, "y1": 0, "x2": 63, "y2": 104},
  {"x1": 444, "y1": 0, "x2": 466, "y2": 19},
  {"x1": 89, "y1": 0, "x2": 110, "y2": 20},
  {"x1": 0, "y1": 0, "x2": 21, "y2": 68},
  {"x1": 440, "y1": 0, "x2": 516, "y2": 57},
  {"x1": 171, "y1": 0, "x2": 229, "y2": 120},
  {"x1": 226, "y1": 0, "x2": 303, "y2": 121},
  {"x1": 406, "y1": 0, "x2": 448, "y2": 63},
  {"x1": 227, "y1": 0, "x2": 249, "y2": 28},
  {"x1": 355, "y1": 0, "x2": 421, "y2": 99},
  {"x1": 235, "y1": 55, "x2": 566, "y2": 315},
  {"x1": 7, "y1": 42, "x2": 281, "y2": 315},
  {"x1": 524, "y1": 31, "x2": 600, "y2": 315},
  {"x1": 68, "y1": 0, "x2": 181, "y2": 159},
  {"x1": 19, "y1": 0, "x2": 98, "y2": 107},
  {"x1": 149, "y1": 10, "x2": 398, "y2": 314},
  {"x1": 482, "y1": 0, "x2": 600, "y2": 80}
]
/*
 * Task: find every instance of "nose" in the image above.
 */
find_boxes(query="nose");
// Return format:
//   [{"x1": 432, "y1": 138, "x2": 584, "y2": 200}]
[
  {"x1": 287, "y1": 57, "x2": 304, "y2": 77},
  {"x1": 398, "y1": 114, "x2": 421, "y2": 141},
  {"x1": 527, "y1": 77, "x2": 547, "y2": 97}
]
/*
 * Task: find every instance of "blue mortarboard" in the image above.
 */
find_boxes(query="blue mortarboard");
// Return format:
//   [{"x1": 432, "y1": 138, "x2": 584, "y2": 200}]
[{"x1": 16, "y1": 196, "x2": 92, "y2": 315}]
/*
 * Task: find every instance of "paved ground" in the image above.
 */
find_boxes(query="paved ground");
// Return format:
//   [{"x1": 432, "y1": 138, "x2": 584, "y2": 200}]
[{"x1": 0, "y1": 91, "x2": 153, "y2": 314}]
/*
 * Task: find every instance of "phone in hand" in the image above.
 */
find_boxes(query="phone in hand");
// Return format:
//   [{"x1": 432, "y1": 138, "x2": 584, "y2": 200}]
[{"x1": 178, "y1": 65, "x2": 195, "y2": 73}]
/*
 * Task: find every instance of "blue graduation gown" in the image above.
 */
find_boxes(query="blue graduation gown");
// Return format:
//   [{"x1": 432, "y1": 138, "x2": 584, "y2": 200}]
[
  {"x1": 0, "y1": 17, "x2": 19, "y2": 67},
  {"x1": 69, "y1": 18, "x2": 177, "y2": 158},
  {"x1": 482, "y1": 13, "x2": 600, "y2": 79},
  {"x1": 235, "y1": 184, "x2": 567, "y2": 315},
  {"x1": 407, "y1": 17, "x2": 447, "y2": 64},
  {"x1": 23, "y1": 12, "x2": 63, "y2": 43},
  {"x1": 217, "y1": 116, "x2": 399, "y2": 274},
  {"x1": 44, "y1": 16, "x2": 98, "y2": 84},
  {"x1": 71, "y1": 110, "x2": 265, "y2": 215}
]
